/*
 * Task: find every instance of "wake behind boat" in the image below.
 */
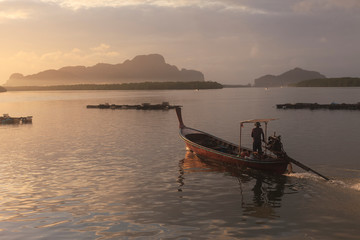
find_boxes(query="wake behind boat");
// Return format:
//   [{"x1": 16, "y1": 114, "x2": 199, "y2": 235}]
[{"x1": 175, "y1": 107, "x2": 290, "y2": 174}]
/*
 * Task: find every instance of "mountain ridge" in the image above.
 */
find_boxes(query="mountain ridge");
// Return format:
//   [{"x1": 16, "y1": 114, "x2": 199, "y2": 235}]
[
  {"x1": 254, "y1": 68, "x2": 326, "y2": 87},
  {"x1": 5, "y1": 54, "x2": 205, "y2": 86}
]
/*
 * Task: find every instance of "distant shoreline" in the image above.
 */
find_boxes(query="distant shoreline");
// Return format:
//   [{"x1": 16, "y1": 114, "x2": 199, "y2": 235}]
[
  {"x1": 3, "y1": 81, "x2": 223, "y2": 91},
  {"x1": 294, "y1": 77, "x2": 360, "y2": 87},
  {"x1": 222, "y1": 84, "x2": 251, "y2": 88}
]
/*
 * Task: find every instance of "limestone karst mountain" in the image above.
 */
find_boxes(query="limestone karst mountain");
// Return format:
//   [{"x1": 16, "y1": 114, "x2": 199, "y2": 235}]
[
  {"x1": 5, "y1": 54, "x2": 205, "y2": 86},
  {"x1": 254, "y1": 68, "x2": 326, "y2": 87}
]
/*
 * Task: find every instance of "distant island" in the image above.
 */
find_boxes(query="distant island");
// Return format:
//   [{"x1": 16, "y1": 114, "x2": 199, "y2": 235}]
[
  {"x1": 5, "y1": 54, "x2": 205, "y2": 86},
  {"x1": 254, "y1": 68, "x2": 326, "y2": 87},
  {"x1": 4, "y1": 81, "x2": 223, "y2": 91},
  {"x1": 294, "y1": 77, "x2": 360, "y2": 87}
]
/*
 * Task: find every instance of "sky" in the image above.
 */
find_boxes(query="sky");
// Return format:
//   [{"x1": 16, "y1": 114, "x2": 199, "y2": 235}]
[{"x1": 0, "y1": 0, "x2": 359, "y2": 85}]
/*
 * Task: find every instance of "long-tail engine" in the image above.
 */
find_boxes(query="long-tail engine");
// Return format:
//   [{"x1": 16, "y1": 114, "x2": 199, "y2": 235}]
[{"x1": 266, "y1": 134, "x2": 286, "y2": 158}]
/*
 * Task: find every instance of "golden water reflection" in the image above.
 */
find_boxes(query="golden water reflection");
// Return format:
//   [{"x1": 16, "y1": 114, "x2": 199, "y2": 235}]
[{"x1": 179, "y1": 151, "x2": 293, "y2": 219}]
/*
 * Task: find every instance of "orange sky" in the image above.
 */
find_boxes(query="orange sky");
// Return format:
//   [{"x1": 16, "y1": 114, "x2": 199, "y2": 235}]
[{"x1": 1, "y1": 0, "x2": 360, "y2": 85}]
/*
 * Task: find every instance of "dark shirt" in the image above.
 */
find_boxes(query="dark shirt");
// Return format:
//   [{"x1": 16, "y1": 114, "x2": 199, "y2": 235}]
[{"x1": 251, "y1": 127, "x2": 264, "y2": 142}]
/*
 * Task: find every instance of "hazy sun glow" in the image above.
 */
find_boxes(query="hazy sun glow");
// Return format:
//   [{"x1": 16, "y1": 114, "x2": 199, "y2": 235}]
[{"x1": 0, "y1": 9, "x2": 30, "y2": 20}]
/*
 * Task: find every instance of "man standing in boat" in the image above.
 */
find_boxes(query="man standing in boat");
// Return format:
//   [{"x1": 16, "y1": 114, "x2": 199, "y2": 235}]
[{"x1": 251, "y1": 122, "x2": 265, "y2": 154}]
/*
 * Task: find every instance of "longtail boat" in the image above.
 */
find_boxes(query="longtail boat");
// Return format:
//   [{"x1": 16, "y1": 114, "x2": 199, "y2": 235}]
[{"x1": 175, "y1": 107, "x2": 290, "y2": 175}]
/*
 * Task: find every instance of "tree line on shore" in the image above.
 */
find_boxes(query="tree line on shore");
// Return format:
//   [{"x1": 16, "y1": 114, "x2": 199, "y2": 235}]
[
  {"x1": 3, "y1": 78, "x2": 360, "y2": 91},
  {"x1": 4, "y1": 81, "x2": 223, "y2": 91},
  {"x1": 294, "y1": 77, "x2": 360, "y2": 87}
]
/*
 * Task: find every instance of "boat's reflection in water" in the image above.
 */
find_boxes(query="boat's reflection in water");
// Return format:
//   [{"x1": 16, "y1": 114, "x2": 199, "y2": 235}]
[{"x1": 178, "y1": 151, "x2": 296, "y2": 219}]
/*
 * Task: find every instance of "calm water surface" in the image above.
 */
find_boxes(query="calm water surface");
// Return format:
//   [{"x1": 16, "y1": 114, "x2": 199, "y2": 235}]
[{"x1": 0, "y1": 88, "x2": 359, "y2": 239}]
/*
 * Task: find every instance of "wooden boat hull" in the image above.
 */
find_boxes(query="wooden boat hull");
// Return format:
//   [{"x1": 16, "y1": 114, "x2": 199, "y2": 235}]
[
  {"x1": 0, "y1": 115, "x2": 33, "y2": 125},
  {"x1": 1, "y1": 117, "x2": 20, "y2": 124}
]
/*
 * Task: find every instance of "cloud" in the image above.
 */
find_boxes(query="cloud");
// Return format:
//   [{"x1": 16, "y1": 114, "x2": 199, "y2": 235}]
[
  {"x1": 0, "y1": 1, "x2": 36, "y2": 22},
  {"x1": 293, "y1": 0, "x2": 360, "y2": 13},
  {"x1": 91, "y1": 43, "x2": 110, "y2": 52},
  {"x1": 41, "y1": 0, "x2": 270, "y2": 14},
  {"x1": 0, "y1": 9, "x2": 30, "y2": 21},
  {"x1": 7, "y1": 44, "x2": 120, "y2": 75}
]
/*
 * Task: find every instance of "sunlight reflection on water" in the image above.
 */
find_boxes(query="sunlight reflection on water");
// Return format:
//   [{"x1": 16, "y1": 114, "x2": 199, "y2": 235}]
[{"x1": 0, "y1": 89, "x2": 359, "y2": 239}]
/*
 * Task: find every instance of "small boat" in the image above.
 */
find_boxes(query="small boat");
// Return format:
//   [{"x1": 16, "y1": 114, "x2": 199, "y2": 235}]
[
  {"x1": 0, "y1": 114, "x2": 32, "y2": 125},
  {"x1": 175, "y1": 107, "x2": 290, "y2": 174}
]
